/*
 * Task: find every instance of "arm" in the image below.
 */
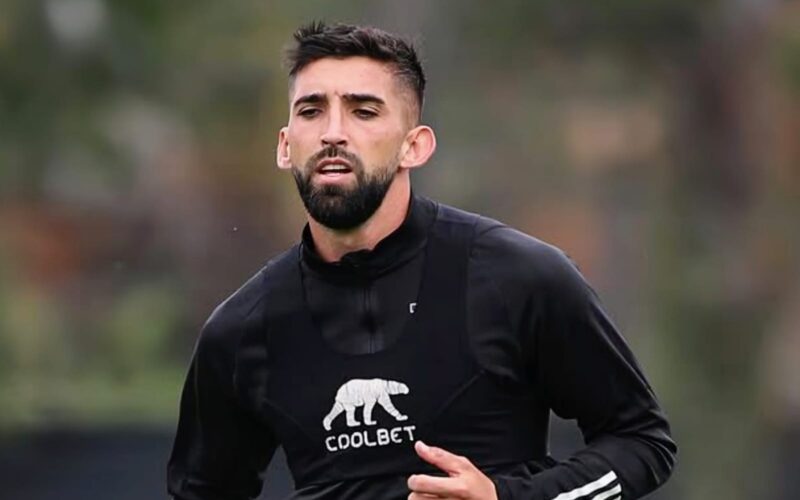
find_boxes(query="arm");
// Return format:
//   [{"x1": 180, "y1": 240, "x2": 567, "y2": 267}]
[
  {"x1": 167, "y1": 273, "x2": 278, "y2": 500},
  {"x1": 408, "y1": 222, "x2": 675, "y2": 500},
  {"x1": 478, "y1": 225, "x2": 677, "y2": 500}
]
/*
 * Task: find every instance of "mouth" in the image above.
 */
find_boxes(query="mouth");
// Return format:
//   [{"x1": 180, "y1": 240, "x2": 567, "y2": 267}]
[{"x1": 315, "y1": 159, "x2": 354, "y2": 179}]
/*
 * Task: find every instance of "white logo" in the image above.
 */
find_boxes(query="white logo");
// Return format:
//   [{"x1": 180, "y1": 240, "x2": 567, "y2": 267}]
[
  {"x1": 409, "y1": 302, "x2": 417, "y2": 314},
  {"x1": 322, "y1": 378, "x2": 415, "y2": 452},
  {"x1": 323, "y1": 378, "x2": 409, "y2": 430}
]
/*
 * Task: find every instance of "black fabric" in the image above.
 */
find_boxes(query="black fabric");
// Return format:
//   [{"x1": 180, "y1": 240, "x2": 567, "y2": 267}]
[
  {"x1": 167, "y1": 194, "x2": 677, "y2": 500},
  {"x1": 266, "y1": 208, "x2": 478, "y2": 486},
  {"x1": 298, "y1": 195, "x2": 432, "y2": 355},
  {"x1": 254, "y1": 206, "x2": 545, "y2": 489}
]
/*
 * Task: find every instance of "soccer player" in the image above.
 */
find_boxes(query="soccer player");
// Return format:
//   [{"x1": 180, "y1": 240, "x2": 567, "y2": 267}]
[{"x1": 167, "y1": 22, "x2": 676, "y2": 500}]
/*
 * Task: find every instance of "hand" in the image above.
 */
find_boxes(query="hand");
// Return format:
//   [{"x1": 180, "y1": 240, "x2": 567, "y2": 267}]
[{"x1": 407, "y1": 441, "x2": 498, "y2": 500}]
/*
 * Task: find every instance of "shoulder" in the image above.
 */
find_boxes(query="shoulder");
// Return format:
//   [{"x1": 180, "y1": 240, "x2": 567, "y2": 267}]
[
  {"x1": 433, "y1": 201, "x2": 573, "y2": 272},
  {"x1": 468, "y1": 212, "x2": 591, "y2": 305},
  {"x1": 429, "y1": 200, "x2": 584, "y2": 290},
  {"x1": 471, "y1": 214, "x2": 578, "y2": 279},
  {"x1": 197, "y1": 247, "x2": 298, "y2": 356}
]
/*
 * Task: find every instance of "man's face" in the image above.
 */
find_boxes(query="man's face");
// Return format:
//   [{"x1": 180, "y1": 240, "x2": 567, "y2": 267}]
[{"x1": 278, "y1": 56, "x2": 415, "y2": 230}]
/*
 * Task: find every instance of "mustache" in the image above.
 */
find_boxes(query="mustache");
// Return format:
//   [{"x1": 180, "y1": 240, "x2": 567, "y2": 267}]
[{"x1": 307, "y1": 145, "x2": 361, "y2": 170}]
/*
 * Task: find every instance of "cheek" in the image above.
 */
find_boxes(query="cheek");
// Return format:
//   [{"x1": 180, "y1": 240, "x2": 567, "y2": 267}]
[
  {"x1": 285, "y1": 130, "x2": 317, "y2": 165},
  {"x1": 361, "y1": 131, "x2": 406, "y2": 165}
]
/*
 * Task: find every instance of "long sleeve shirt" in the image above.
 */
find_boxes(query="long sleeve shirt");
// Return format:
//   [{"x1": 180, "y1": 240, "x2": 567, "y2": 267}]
[{"x1": 167, "y1": 194, "x2": 676, "y2": 500}]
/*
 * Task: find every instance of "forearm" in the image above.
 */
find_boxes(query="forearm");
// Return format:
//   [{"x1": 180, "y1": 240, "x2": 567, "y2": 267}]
[{"x1": 493, "y1": 430, "x2": 675, "y2": 500}]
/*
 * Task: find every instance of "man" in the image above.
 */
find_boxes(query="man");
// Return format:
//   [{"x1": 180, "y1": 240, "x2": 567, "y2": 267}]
[{"x1": 168, "y1": 22, "x2": 676, "y2": 500}]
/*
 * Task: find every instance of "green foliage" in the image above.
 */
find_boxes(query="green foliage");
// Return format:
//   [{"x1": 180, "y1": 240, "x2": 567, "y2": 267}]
[
  {"x1": 0, "y1": 279, "x2": 186, "y2": 429},
  {"x1": 101, "y1": 282, "x2": 184, "y2": 379}
]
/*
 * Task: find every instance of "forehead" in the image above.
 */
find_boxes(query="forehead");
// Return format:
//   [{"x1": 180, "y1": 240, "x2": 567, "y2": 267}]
[{"x1": 290, "y1": 56, "x2": 400, "y2": 102}]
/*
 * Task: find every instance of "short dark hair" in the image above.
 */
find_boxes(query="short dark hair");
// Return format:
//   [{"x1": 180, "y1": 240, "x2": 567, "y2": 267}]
[{"x1": 285, "y1": 21, "x2": 426, "y2": 119}]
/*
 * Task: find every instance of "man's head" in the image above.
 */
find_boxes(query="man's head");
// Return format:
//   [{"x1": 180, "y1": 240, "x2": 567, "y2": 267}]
[
  {"x1": 285, "y1": 21, "x2": 426, "y2": 123},
  {"x1": 276, "y1": 22, "x2": 436, "y2": 231}
]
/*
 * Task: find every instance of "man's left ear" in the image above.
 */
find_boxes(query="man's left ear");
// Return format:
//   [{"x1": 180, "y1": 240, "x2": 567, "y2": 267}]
[{"x1": 399, "y1": 126, "x2": 437, "y2": 170}]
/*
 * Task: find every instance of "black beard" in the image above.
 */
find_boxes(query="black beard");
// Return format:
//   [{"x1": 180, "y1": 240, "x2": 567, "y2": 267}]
[{"x1": 292, "y1": 147, "x2": 397, "y2": 230}]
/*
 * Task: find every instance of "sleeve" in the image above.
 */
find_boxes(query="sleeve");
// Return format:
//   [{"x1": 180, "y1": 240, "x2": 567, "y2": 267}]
[
  {"x1": 475, "y1": 225, "x2": 676, "y2": 500},
  {"x1": 167, "y1": 292, "x2": 278, "y2": 500}
]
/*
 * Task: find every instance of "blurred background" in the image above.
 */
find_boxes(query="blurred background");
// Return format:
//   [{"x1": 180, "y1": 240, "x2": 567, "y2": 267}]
[{"x1": 1, "y1": 0, "x2": 798, "y2": 498}]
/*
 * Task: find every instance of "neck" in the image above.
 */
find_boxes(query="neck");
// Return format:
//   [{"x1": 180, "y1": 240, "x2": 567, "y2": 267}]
[{"x1": 308, "y1": 173, "x2": 411, "y2": 263}]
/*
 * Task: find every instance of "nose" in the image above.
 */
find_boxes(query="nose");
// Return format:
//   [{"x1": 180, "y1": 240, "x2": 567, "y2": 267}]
[{"x1": 320, "y1": 107, "x2": 347, "y2": 147}]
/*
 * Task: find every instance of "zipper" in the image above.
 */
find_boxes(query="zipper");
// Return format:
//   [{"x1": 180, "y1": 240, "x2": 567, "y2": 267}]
[{"x1": 364, "y1": 281, "x2": 377, "y2": 353}]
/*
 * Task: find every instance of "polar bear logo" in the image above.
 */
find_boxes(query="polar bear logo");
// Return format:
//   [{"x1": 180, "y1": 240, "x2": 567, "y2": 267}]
[{"x1": 322, "y1": 378, "x2": 410, "y2": 431}]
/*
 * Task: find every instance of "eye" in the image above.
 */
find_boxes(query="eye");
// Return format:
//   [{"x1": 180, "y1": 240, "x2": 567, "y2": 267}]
[
  {"x1": 354, "y1": 108, "x2": 378, "y2": 119},
  {"x1": 298, "y1": 108, "x2": 320, "y2": 118}
]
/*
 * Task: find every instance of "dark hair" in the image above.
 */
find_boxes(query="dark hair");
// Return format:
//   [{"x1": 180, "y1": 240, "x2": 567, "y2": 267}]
[{"x1": 285, "y1": 21, "x2": 426, "y2": 118}]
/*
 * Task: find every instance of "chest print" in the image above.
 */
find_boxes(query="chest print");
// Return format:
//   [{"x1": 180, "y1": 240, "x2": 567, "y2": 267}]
[{"x1": 322, "y1": 378, "x2": 416, "y2": 452}]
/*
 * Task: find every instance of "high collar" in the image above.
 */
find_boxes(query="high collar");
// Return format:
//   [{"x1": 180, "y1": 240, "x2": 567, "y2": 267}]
[{"x1": 300, "y1": 194, "x2": 437, "y2": 279}]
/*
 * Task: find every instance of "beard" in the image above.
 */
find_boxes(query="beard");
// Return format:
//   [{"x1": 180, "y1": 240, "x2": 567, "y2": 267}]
[{"x1": 292, "y1": 146, "x2": 398, "y2": 230}]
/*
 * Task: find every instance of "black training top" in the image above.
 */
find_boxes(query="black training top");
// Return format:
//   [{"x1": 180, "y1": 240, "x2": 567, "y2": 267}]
[{"x1": 167, "y1": 195, "x2": 677, "y2": 500}]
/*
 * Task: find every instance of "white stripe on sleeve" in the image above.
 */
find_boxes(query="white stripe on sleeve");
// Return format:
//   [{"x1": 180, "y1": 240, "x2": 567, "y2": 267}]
[
  {"x1": 591, "y1": 484, "x2": 622, "y2": 500},
  {"x1": 551, "y1": 471, "x2": 618, "y2": 500}
]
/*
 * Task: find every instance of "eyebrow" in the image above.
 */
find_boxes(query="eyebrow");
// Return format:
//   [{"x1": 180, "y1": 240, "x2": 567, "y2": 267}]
[
  {"x1": 292, "y1": 92, "x2": 386, "y2": 109},
  {"x1": 342, "y1": 93, "x2": 385, "y2": 106},
  {"x1": 292, "y1": 92, "x2": 325, "y2": 109}
]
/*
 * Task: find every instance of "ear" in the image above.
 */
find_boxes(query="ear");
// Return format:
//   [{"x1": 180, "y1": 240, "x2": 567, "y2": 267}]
[
  {"x1": 276, "y1": 127, "x2": 292, "y2": 169},
  {"x1": 398, "y1": 125, "x2": 436, "y2": 170}
]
